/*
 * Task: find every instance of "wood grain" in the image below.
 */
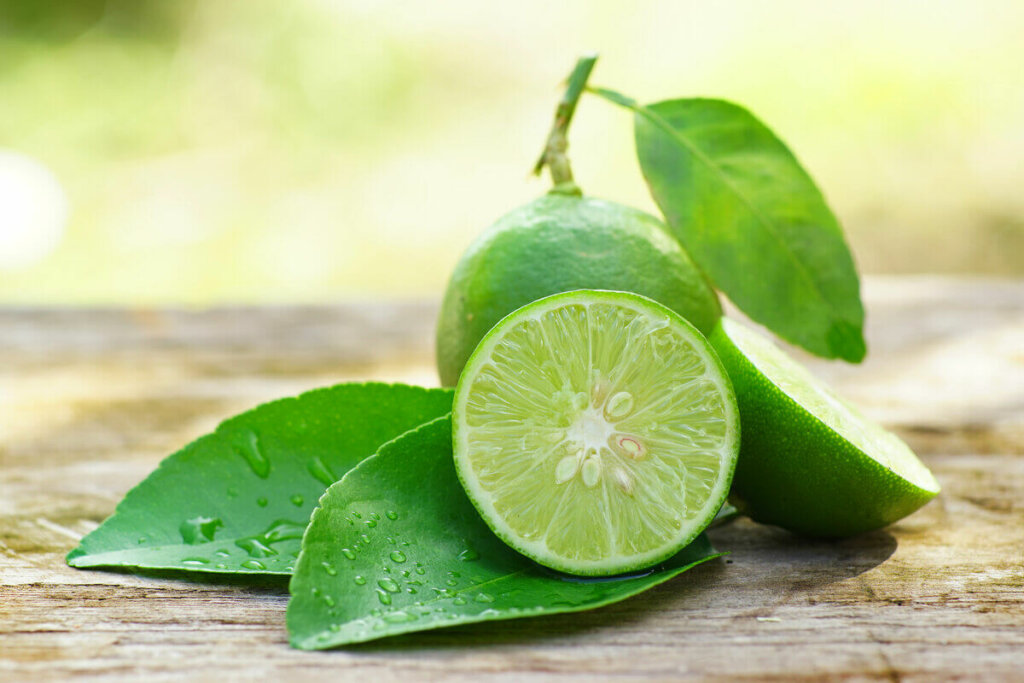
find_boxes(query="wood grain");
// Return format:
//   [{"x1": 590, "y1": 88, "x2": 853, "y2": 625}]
[{"x1": 2, "y1": 276, "x2": 1022, "y2": 681}]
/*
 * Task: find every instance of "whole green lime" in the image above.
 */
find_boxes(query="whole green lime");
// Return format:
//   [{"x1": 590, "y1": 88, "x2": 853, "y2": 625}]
[{"x1": 436, "y1": 194, "x2": 721, "y2": 386}]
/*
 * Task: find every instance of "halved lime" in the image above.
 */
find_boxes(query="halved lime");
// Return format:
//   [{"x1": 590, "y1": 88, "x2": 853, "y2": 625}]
[
  {"x1": 452, "y1": 290, "x2": 740, "y2": 576},
  {"x1": 710, "y1": 317, "x2": 940, "y2": 538}
]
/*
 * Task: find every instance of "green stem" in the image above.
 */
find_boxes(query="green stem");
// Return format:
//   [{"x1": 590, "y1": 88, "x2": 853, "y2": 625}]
[{"x1": 533, "y1": 54, "x2": 598, "y2": 196}]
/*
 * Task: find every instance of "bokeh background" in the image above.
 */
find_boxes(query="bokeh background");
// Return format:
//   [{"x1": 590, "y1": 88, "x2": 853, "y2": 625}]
[{"x1": 1, "y1": 0, "x2": 1022, "y2": 305}]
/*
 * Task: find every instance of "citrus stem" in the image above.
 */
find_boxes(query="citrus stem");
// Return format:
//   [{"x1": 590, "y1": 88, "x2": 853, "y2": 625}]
[{"x1": 533, "y1": 54, "x2": 598, "y2": 196}]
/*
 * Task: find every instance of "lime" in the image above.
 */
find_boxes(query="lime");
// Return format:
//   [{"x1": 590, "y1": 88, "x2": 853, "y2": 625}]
[
  {"x1": 436, "y1": 194, "x2": 721, "y2": 386},
  {"x1": 709, "y1": 317, "x2": 940, "y2": 538},
  {"x1": 452, "y1": 290, "x2": 740, "y2": 576}
]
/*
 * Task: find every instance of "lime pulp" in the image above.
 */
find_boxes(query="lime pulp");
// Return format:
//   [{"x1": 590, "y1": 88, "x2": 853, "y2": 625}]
[{"x1": 452, "y1": 290, "x2": 739, "y2": 576}]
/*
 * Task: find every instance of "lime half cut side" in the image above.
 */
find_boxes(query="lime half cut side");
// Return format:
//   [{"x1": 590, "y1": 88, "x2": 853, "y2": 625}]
[
  {"x1": 710, "y1": 317, "x2": 940, "y2": 538},
  {"x1": 452, "y1": 290, "x2": 739, "y2": 576}
]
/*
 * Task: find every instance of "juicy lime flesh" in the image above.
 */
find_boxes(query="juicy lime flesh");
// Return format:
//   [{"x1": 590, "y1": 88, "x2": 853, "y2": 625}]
[
  {"x1": 721, "y1": 318, "x2": 938, "y2": 493},
  {"x1": 454, "y1": 291, "x2": 737, "y2": 575}
]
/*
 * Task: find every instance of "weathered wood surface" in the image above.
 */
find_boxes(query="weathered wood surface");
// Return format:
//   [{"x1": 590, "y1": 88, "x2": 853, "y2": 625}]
[{"x1": 2, "y1": 276, "x2": 1022, "y2": 681}]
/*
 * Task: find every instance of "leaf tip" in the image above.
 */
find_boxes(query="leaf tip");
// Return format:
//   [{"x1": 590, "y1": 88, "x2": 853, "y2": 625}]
[{"x1": 828, "y1": 320, "x2": 868, "y2": 363}]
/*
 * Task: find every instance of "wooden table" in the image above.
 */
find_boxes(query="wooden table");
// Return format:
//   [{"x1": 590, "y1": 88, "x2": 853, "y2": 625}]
[{"x1": 3, "y1": 276, "x2": 1023, "y2": 680}]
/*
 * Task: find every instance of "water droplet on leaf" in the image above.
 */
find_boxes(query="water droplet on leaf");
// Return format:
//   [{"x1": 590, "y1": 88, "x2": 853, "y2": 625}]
[
  {"x1": 234, "y1": 430, "x2": 270, "y2": 478},
  {"x1": 307, "y1": 457, "x2": 337, "y2": 487},
  {"x1": 179, "y1": 516, "x2": 223, "y2": 545}
]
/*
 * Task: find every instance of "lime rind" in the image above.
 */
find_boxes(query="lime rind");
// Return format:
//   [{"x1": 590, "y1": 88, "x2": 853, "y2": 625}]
[
  {"x1": 453, "y1": 290, "x2": 739, "y2": 576},
  {"x1": 719, "y1": 318, "x2": 938, "y2": 493},
  {"x1": 711, "y1": 317, "x2": 939, "y2": 537}
]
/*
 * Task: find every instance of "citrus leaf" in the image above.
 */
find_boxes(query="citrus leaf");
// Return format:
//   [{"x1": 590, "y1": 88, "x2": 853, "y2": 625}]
[
  {"x1": 67, "y1": 383, "x2": 453, "y2": 575},
  {"x1": 592, "y1": 89, "x2": 865, "y2": 362},
  {"x1": 287, "y1": 415, "x2": 721, "y2": 649}
]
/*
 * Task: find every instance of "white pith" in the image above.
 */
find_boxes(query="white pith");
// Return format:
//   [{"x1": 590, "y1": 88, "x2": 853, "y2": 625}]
[{"x1": 453, "y1": 291, "x2": 739, "y2": 574}]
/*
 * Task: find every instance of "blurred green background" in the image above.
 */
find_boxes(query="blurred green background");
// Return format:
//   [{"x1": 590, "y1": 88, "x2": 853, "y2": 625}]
[{"x1": 1, "y1": 0, "x2": 1022, "y2": 304}]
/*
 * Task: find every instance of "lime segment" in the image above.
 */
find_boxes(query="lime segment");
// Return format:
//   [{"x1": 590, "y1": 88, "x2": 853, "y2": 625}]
[
  {"x1": 711, "y1": 318, "x2": 940, "y2": 537},
  {"x1": 453, "y1": 290, "x2": 739, "y2": 576}
]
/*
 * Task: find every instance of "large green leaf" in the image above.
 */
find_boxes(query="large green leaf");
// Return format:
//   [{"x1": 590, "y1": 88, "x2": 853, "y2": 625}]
[
  {"x1": 287, "y1": 415, "x2": 720, "y2": 649},
  {"x1": 67, "y1": 383, "x2": 453, "y2": 575},
  {"x1": 595, "y1": 90, "x2": 865, "y2": 362}
]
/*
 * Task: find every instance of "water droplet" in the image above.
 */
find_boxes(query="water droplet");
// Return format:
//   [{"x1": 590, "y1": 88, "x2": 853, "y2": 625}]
[
  {"x1": 382, "y1": 611, "x2": 417, "y2": 624},
  {"x1": 447, "y1": 571, "x2": 461, "y2": 578},
  {"x1": 446, "y1": 578, "x2": 458, "y2": 586},
  {"x1": 215, "y1": 549, "x2": 230, "y2": 557},
  {"x1": 241, "y1": 559, "x2": 266, "y2": 570},
  {"x1": 390, "y1": 551, "x2": 407, "y2": 563},
  {"x1": 215, "y1": 563, "x2": 227, "y2": 569},
  {"x1": 321, "y1": 561, "x2": 338, "y2": 576},
  {"x1": 452, "y1": 596, "x2": 467, "y2": 605},
  {"x1": 376, "y1": 590, "x2": 392, "y2": 606},
  {"x1": 352, "y1": 512, "x2": 362, "y2": 519},
  {"x1": 370, "y1": 512, "x2": 380, "y2": 521},
  {"x1": 401, "y1": 570, "x2": 411, "y2": 578},
  {"x1": 257, "y1": 497, "x2": 268, "y2": 507},
  {"x1": 290, "y1": 494, "x2": 304, "y2": 507},
  {"x1": 323, "y1": 594, "x2": 336, "y2": 607},
  {"x1": 179, "y1": 516, "x2": 223, "y2": 545},
  {"x1": 137, "y1": 537, "x2": 146, "y2": 544},
  {"x1": 182, "y1": 557, "x2": 209, "y2": 566},
  {"x1": 307, "y1": 456, "x2": 337, "y2": 487},
  {"x1": 329, "y1": 623, "x2": 341, "y2": 633},
  {"x1": 377, "y1": 578, "x2": 400, "y2": 593},
  {"x1": 262, "y1": 519, "x2": 305, "y2": 542},
  {"x1": 354, "y1": 576, "x2": 366, "y2": 586},
  {"x1": 236, "y1": 538, "x2": 277, "y2": 558},
  {"x1": 474, "y1": 592, "x2": 495, "y2": 603},
  {"x1": 365, "y1": 519, "x2": 377, "y2": 528},
  {"x1": 234, "y1": 430, "x2": 270, "y2": 478},
  {"x1": 385, "y1": 510, "x2": 398, "y2": 521},
  {"x1": 406, "y1": 587, "x2": 417, "y2": 594},
  {"x1": 385, "y1": 536, "x2": 395, "y2": 544},
  {"x1": 414, "y1": 566, "x2": 425, "y2": 575},
  {"x1": 340, "y1": 548, "x2": 356, "y2": 560},
  {"x1": 457, "y1": 548, "x2": 480, "y2": 562}
]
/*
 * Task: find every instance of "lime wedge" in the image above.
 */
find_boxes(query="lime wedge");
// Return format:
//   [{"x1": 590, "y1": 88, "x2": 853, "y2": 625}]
[
  {"x1": 452, "y1": 290, "x2": 739, "y2": 576},
  {"x1": 710, "y1": 317, "x2": 940, "y2": 538}
]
